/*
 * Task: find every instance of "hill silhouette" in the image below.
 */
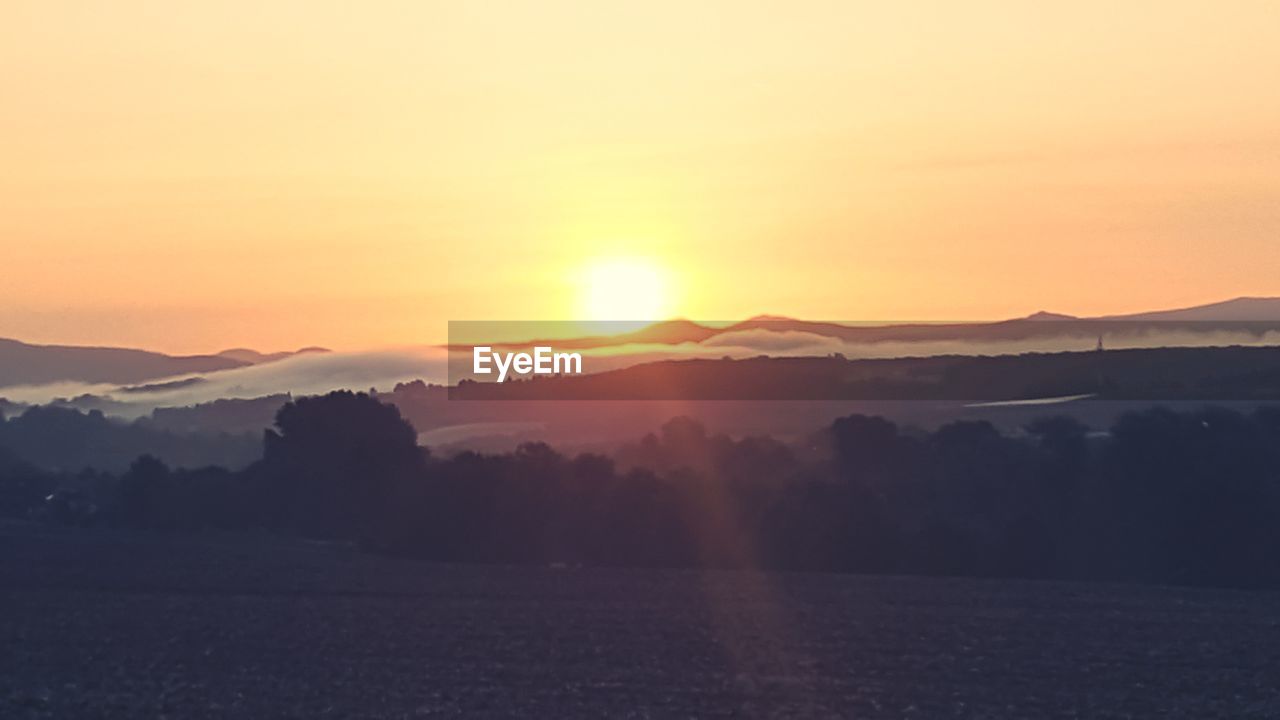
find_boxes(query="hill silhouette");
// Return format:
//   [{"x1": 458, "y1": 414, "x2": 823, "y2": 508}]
[
  {"x1": 1098, "y1": 296, "x2": 1280, "y2": 322},
  {"x1": 216, "y1": 347, "x2": 330, "y2": 364},
  {"x1": 0, "y1": 339, "x2": 330, "y2": 388},
  {"x1": 459, "y1": 297, "x2": 1280, "y2": 351},
  {"x1": 0, "y1": 338, "x2": 248, "y2": 388}
]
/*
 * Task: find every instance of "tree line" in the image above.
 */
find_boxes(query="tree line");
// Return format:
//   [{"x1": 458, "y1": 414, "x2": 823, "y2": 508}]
[{"x1": 3, "y1": 391, "x2": 1279, "y2": 589}]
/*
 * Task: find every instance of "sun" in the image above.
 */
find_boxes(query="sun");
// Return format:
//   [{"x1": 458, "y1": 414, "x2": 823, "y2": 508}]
[{"x1": 578, "y1": 257, "x2": 674, "y2": 322}]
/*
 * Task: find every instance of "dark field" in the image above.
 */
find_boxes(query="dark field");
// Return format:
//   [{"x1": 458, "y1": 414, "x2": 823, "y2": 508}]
[{"x1": 3, "y1": 522, "x2": 1279, "y2": 719}]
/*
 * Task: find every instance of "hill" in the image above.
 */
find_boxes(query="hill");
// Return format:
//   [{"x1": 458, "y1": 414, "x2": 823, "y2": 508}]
[
  {"x1": 0, "y1": 338, "x2": 248, "y2": 388},
  {"x1": 0, "y1": 340, "x2": 331, "y2": 389},
  {"x1": 216, "y1": 346, "x2": 330, "y2": 364},
  {"x1": 461, "y1": 297, "x2": 1280, "y2": 351},
  {"x1": 1100, "y1": 296, "x2": 1280, "y2": 322}
]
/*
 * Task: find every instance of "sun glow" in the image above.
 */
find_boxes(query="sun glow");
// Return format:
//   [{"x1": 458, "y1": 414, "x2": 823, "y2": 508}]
[{"x1": 578, "y1": 258, "x2": 675, "y2": 322}]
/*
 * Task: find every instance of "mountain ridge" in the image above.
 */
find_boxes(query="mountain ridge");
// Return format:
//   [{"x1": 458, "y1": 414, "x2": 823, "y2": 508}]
[
  {"x1": 4, "y1": 297, "x2": 1278, "y2": 388},
  {"x1": 1096, "y1": 296, "x2": 1280, "y2": 322},
  {"x1": 472, "y1": 297, "x2": 1280, "y2": 350},
  {"x1": 0, "y1": 339, "x2": 330, "y2": 389}
]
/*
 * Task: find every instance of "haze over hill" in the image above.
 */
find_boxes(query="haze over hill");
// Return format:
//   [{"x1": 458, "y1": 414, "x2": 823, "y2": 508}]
[
  {"x1": 4, "y1": 297, "x2": 1280, "y2": 415},
  {"x1": 5, "y1": 297, "x2": 1280, "y2": 476}
]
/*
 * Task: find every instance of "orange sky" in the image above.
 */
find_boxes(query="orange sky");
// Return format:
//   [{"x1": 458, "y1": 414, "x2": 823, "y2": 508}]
[{"x1": 3, "y1": 1, "x2": 1279, "y2": 353}]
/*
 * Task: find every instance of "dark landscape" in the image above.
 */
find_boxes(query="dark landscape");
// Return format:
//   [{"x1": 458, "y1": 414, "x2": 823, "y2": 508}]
[
  {"x1": 4, "y1": 521, "x2": 1279, "y2": 719},
  {"x1": 6, "y1": 387, "x2": 1280, "y2": 717},
  {"x1": 10, "y1": 3, "x2": 1280, "y2": 715}
]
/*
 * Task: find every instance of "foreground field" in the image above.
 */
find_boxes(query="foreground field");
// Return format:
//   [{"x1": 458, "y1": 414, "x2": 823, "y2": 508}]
[{"x1": 2, "y1": 522, "x2": 1278, "y2": 718}]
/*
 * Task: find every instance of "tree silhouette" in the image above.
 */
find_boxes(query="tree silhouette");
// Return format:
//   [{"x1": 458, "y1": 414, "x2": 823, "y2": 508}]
[{"x1": 257, "y1": 391, "x2": 425, "y2": 541}]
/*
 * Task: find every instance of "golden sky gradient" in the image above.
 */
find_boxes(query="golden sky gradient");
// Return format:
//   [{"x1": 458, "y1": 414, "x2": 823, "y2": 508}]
[{"x1": 3, "y1": 1, "x2": 1279, "y2": 353}]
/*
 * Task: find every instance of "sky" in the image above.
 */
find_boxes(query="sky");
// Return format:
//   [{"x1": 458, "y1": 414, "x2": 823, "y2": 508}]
[{"x1": 3, "y1": 1, "x2": 1279, "y2": 353}]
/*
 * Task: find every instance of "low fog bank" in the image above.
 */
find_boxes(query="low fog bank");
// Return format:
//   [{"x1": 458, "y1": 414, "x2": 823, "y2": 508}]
[{"x1": 1, "y1": 347, "x2": 449, "y2": 419}]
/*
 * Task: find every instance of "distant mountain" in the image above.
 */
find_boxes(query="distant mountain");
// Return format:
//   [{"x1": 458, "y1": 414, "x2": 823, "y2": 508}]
[
  {"x1": 0, "y1": 338, "x2": 249, "y2": 388},
  {"x1": 731, "y1": 297, "x2": 1280, "y2": 333},
  {"x1": 216, "y1": 346, "x2": 330, "y2": 364},
  {"x1": 1097, "y1": 297, "x2": 1280, "y2": 322},
  {"x1": 464, "y1": 297, "x2": 1280, "y2": 351},
  {"x1": 4, "y1": 297, "x2": 1276, "y2": 390},
  {"x1": 1024, "y1": 311, "x2": 1079, "y2": 321},
  {"x1": 0, "y1": 340, "x2": 330, "y2": 389},
  {"x1": 465, "y1": 319, "x2": 721, "y2": 351}
]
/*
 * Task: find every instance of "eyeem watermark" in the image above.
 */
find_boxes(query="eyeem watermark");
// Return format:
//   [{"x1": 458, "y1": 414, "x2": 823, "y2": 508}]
[
  {"x1": 472, "y1": 346, "x2": 583, "y2": 383},
  {"x1": 449, "y1": 319, "x2": 1280, "y2": 401}
]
